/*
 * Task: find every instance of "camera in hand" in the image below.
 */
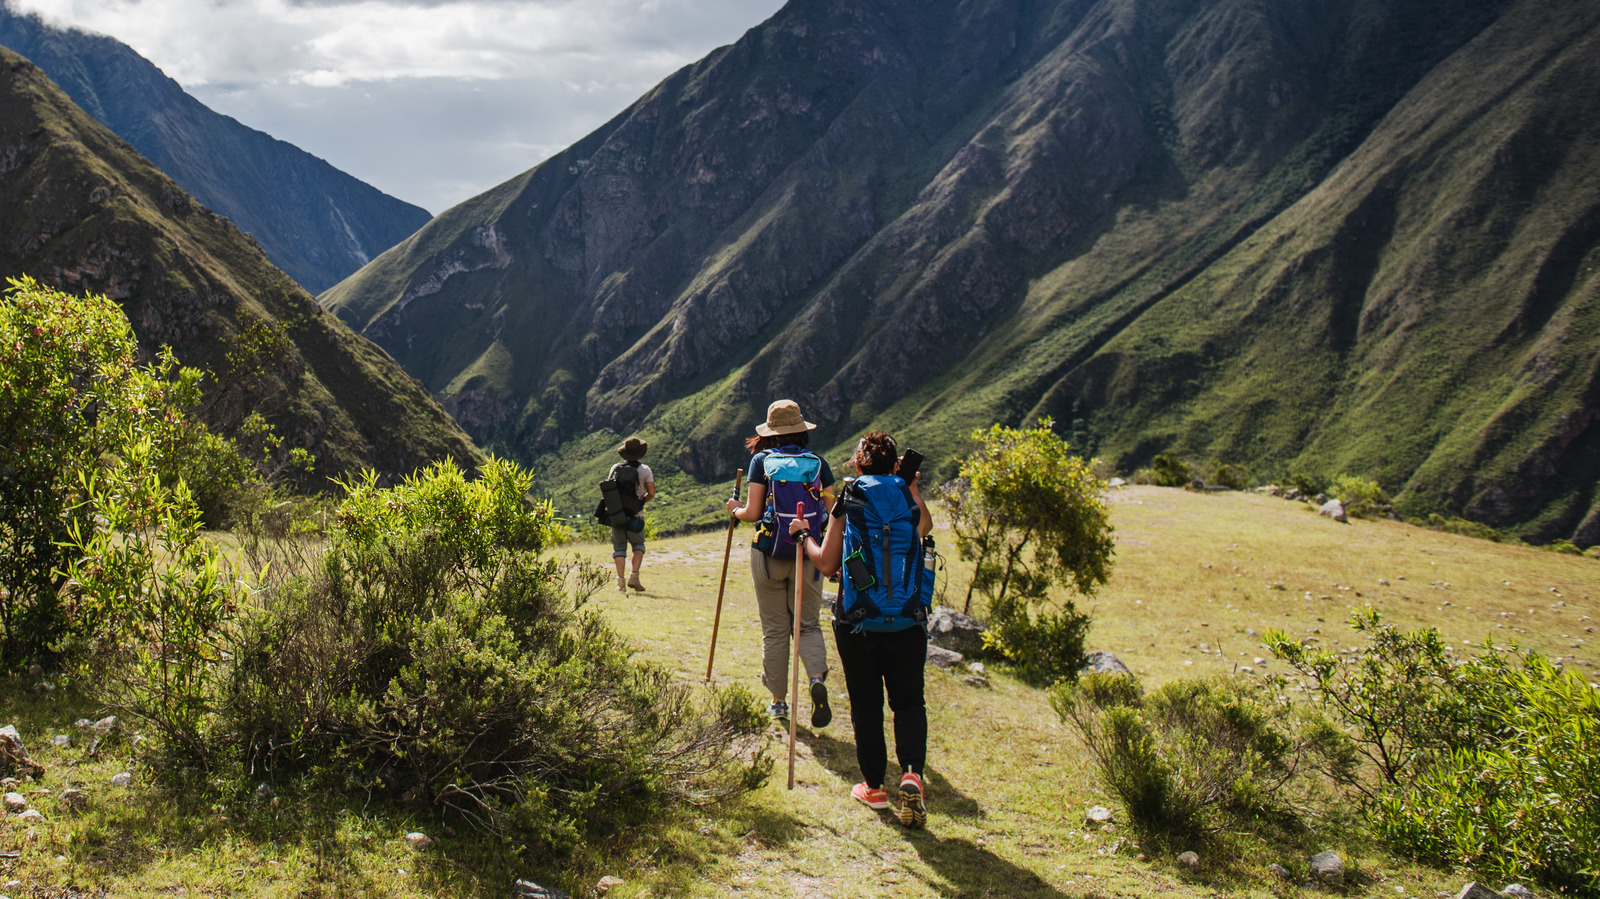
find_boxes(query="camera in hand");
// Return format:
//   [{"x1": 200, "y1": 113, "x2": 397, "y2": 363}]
[{"x1": 896, "y1": 448, "x2": 923, "y2": 481}]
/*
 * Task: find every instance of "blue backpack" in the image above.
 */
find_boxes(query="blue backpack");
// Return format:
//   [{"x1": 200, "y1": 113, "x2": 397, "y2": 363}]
[
  {"x1": 753, "y1": 447, "x2": 826, "y2": 561},
  {"x1": 835, "y1": 475, "x2": 936, "y2": 632}
]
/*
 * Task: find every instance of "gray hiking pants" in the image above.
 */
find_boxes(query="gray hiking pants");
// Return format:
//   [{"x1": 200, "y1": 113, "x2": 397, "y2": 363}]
[{"x1": 749, "y1": 547, "x2": 829, "y2": 698}]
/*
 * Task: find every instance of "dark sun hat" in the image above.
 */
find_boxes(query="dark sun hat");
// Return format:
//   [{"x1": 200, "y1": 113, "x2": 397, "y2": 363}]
[
  {"x1": 617, "y1": 437, "x2": 648, "y2": 461},
  {"x1": 754, "y1": 399, "x2": 817, "y2": 437}
]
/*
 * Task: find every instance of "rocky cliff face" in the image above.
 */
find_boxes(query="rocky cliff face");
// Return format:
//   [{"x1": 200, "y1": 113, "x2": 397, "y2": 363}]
[
  {"x1": 324, "y1": 0, "x2": 1600, "y2": 542},
  {"x1": 0, "y1": 6, "x2": 433, "y2": 294},
  {"x1": 0, "y1": 47, "x2": 480, "y2": 484}
]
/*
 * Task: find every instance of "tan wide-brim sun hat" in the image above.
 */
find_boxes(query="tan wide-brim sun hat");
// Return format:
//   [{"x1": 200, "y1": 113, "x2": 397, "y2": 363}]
[
  {"x1": 617, "y1": 437, "x2": 648, "y2": 461},
  {"x1": 754, "y1": 399, "x2": 817, "y2": 437}
]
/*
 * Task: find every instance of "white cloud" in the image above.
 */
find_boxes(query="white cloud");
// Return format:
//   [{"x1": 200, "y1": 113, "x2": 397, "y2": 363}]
[{"x1": 10, "y1": 0, "x2": 786, "y2": 211}]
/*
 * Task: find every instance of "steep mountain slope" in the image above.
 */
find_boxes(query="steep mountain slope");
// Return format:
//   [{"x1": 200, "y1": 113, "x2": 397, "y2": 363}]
[
  {"x1": 324, "y1": 0, "x2": 1599, "y2": 542},
  {"x1": 0, "y1": 46, "x2": 480, "y2": 484},
  {"x1": 0, "y1": 5, "x2": 432, "y2": 294}
]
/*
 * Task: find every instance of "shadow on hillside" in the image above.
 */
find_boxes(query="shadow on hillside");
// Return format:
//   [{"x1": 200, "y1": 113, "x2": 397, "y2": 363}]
[{"x1": 798, "y1": 729, "x2": 983, "y2": 819}]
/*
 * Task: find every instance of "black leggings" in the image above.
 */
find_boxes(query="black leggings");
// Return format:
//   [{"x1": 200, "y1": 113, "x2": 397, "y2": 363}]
[{"x1": 832, "y1": 621, "x2": 927, "y2": 789}]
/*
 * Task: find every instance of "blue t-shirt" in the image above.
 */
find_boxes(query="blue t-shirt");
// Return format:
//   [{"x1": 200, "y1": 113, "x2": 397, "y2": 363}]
[{"x1": 747, "y1": 448, "x2": 835, "y2": 491}]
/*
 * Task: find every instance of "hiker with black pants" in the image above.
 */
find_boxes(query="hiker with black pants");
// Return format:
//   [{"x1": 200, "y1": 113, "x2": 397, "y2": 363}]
[
  {"x1": 789, "y1": 431, "x2": 934, "y2": 828},
  {"x1": 725, "y1": 400, "x2": 835, "y2": 726},
  {"x1": 606, "y1": 437, "x2": 656, "y2": 592}
]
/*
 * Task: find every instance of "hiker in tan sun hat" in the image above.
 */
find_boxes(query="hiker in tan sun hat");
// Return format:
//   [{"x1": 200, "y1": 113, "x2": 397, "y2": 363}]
[
  {"x1": 725, "y1": 400, "x2": 837, "y2": 725},
  {"x1": 597, "y1": 436, "x2": 655, "y2": 592}
]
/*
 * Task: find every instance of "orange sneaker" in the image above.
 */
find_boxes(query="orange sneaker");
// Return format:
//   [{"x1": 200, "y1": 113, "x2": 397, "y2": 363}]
[
  {"x1": 851, "y1": 782, "x2": 889, "y2": 810},
  {"x1": 898, "y1": 772, "x2": 926, "y2": 828}
]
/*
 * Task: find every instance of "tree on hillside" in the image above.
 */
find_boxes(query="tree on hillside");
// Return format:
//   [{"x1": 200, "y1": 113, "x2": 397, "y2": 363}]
[{"x1": 939, "y1": 419, "x2": 1115, "y2": 685}]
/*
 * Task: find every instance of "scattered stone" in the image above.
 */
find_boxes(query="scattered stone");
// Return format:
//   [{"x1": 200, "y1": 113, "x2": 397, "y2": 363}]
[
  {"x1": 50, "y1": 735, "x2": 70, "y2": 749},
  {"x1": 1108, "y1": 477, "x2": 1126, "y2": 488},
  {"x1": 1310, "y1": 850, "x2": 1344, "y2": 887},
  {"x1": 927, "y1": 607, "x2": 988, "y2": 657},
  {"x1": 512, "y1": 880, "x2": 571, "y2": 899},
  {"x1": 0, "y1": 778, "x2": 15, "y2": 790},
  {"x1": 1501, "y1": 886, "x2": 1535, "y2": 899},
  {"x1": 1268, "y1": 863, "x2": 1292, "y2": 881},
  {"x1": 962, "y1": 675, "x2": 990, "y2": 687},
  {"x1": 0, "y1": 726, "x2": 44, "y2": 780},
  {"x1": 596, "y1": 875, "x2": 625, "y2": 894},
  {"x1": 90, "y1": 716, "x2": 120, "y2": 734},
  {"x1": 1177, "y1": 850, "x2": 1200, "y2": 872},
  {"x1": 1319, "y1": 499, "x2": 1349, "y2": 524},
  {"x1": 1379, "y1": 578, "x2": 1391, "y2": 586},
  {"x1": 3, "y1": 792, "x2": 25, "y2": 813},
  {"x1": 27, "y1": 681, "x2": 54, "y2": 695},
  {"x1": 927, "y1": 645, "x2": 965, "y2": 669},
  {"x1": 73, "y1": 719, "x2": 93, "y2": 730},
  {"x1": 110, "y1": 772, "x2": 133, "y2": 788},
  {"x1": 58, "y1": 789, "x2": 87, "y2": 813},
  {"x1": 1455, "y1": 884, "x2": 1505, "y2": 899},
  {"x1": 1081, "y1": 650, "x2": 1133, "y2": 677},
  {"x1": 5, "y1": 878, "x2": 22, "y2": 890},
  {"x1": 1085, "y1": 806, "x2": 1114, "y2": 827},
  {"x1": 967, "y1": 662, "x2": 986, "y2": 676},
  {"x1": 404, "y1": 832, "x2": 433, "y2": 850},
  {"x1": 16, "y1": 808, "x2": 43, "y2": 823}
]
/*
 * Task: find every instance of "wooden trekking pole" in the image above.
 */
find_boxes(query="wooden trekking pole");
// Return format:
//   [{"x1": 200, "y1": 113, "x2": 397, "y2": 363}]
[
  {"x1": 704, "y1": 469, "x2": 743, "y2": 681},
  {"x1": 787, "y1": 501, "x2": 805, "y2": 790}
]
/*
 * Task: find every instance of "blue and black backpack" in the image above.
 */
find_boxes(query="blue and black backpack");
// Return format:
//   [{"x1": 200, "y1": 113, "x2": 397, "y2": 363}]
[
  {"x1": 752, "y1": 447, "x2": 827, "y2": 561},
  {"x1": 835, "y1": 475, "x2": 937, "y2": 632}
]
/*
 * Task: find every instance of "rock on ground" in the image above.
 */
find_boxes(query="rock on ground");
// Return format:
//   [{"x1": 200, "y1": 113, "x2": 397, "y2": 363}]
[
  {"x1": 110, "y1": 772, "x2": 132, "y2": 787},
  {"x1": 1267, "y1": 863, "x2": 1291, "y2": 880},
  {"x1": 1309, "y1": 850, "x2": 1344, "y2": 887},
  {"x1": 1081, "y1": 651, "x2": 1133, "y2": 676},
  {"x1": 1177, "y1": 851, "x2": 1200, "y2": 872},
  {"x1": 1456, "y1": 884, "x2": 1506, "y2": 899},
  {"x1": 927, "y1": 607, "x2": 987, "y2": 657},
  {"x1": 58, "y1": 789, "x2": 87, "y2": 812},
  {"x1": 927, "y1": 645, "x2": 965, "y2": 669},
  {"x1": 1084, "y1": 806, "x2": 1113, "y2": 827},
  {"x1": 1319, "y1": 499, "x2": 1349, "y2": 523},
  {"x1": 3, "y1": 792, "x2": 25, "y2": 813},
  {"x1": 513, "y1": 880, "x2": 571, "y2": 899},
  {"x1": 1502, "y1": 886, "x2": 1536, "y2": 899},
  {"x1": 0, "y1": 726, "x2": 44, "y2": 780}
]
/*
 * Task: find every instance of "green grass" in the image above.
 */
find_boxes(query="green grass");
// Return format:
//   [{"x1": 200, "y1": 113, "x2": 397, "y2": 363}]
[{"x1": 6, "y1": 485, "x2": 1597, "y2": 896}]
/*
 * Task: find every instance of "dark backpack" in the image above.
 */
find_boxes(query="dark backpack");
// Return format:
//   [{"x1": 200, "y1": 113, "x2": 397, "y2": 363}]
[
  {"x1": 835, "y1": 475, "x2": 936, "y2": 632},
  {"x1": 597, "y1": 461, "x2": 645, "y2": 527},
  {"x1": 752, "y1": 447, "x2": 826, "y2": 561}
]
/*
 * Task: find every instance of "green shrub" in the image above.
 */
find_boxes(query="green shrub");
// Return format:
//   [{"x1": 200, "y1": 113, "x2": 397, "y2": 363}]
[
  {"x1": 1053, "y1": 675, "x2": 1338, "y2": 841},
  {"x1": 939, "y1": 419, "x2": 1114, "y2": 683},
  {"x1": 1546, "y1": 539, "x2": 1583, "y2": 555},
  {"x1": 1374, "y1": 657, "x2": 1600, "y2": 894},
  {"x1": 221, "y1": 459, "x2": 766, "y2": 844},
  {"x1": 1268, "y1": 610, "x2": 1600, "y2": 893},
  {"x1": 1211, "y1": 464, "x2": 1252, "y2": 491},
  {"x1": 1327, "y1": 474, "x2": 1390, "y2": 518},
  {"x1": 1149, "y1": 452, "x2": 1191, "y2": 488},
  {"x1": 1427, "y1": 513, "x2": 1504, "y2": 542}
]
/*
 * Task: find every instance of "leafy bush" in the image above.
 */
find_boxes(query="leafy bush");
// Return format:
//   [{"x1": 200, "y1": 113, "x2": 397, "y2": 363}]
[
  {"x1": 1149, "y1": 452, "x2": 1192, "y2": 488},
  {"x1": 1374, "y1": 656, "x2": 1600, "y2": 895},
  {"x1": 0, "y1": 277, "x2": 254, "y2": 669},
  {"x1": 221, "y1": 459, "x2": 766, "y2": 844},
  {"x1": 1327, "y1": 474, "x2": 1390, "y2": 518},
  {"x1": 1268, "y1": 610, "x2": 1600, "y2": 893},
  {"x1": 1053, "y1": 674, "x2": 1341, "y2": 841},
  {"x1": 1426, "y1": 513, "x2": 1504, "y2": 542},
  {"x1": 1546, "y1": 539, "x2": 1583, "y2": 555},
  {"x1": 1211, "y1": 463, "x2": 1252, "y2": 491},
  {"x1": 939, "y1": 419, "x2": 1114, "y2": 684}
]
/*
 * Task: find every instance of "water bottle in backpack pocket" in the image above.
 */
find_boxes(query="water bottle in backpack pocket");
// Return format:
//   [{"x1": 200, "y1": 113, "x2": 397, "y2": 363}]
[{"x1": 834, "y1": 475, "x2": 936, "y2": 632}]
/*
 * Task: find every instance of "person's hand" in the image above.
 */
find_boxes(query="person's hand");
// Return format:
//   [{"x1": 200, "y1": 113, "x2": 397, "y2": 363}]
[
  {"x1": 725, "y1": 497, "x2": 741, "y2": 517},
  {"x1": 787, "y1": 517, "x2": 809, "y2": 538},
  {"x1": 907, "y1": 471, "x2": 923, "y2": 495}
]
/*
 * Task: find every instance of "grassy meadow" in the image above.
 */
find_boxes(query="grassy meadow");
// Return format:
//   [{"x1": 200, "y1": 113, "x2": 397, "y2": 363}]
[{"x1": 2, "y1": 485, "x2": 1596, "y2": 897}]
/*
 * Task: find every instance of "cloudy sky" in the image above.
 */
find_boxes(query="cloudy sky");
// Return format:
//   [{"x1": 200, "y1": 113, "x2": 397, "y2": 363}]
[{"x1": 11, "y1": 0, "x2": 787, "y2": 213}]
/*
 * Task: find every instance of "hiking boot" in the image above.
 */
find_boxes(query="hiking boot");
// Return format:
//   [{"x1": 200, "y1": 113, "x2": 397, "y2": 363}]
[
  {"x1": 851, "y1": 782, "x2": 889, "y2": 810},
  {"x1": 767, "y1": 700, "x2": 789, "y2": 721},
  {"x1": 627, "y1": 572, "x2": 645, "y2": 592},
  {"x1": 809, "y1": 677, "x2": 831, "y2": 728},
  {"x1": 898, "y1": 772, "x2": 926, "y2": 828},
  {"x1": 616, "y1": 574, "x2": 626, "y2": 592}
]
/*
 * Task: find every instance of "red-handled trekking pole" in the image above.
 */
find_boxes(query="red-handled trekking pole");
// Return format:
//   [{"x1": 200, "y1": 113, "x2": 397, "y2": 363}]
[
  {"x1": 705, "y1": 470, "x2": 742, "y2": 682},
  {"x1": 787, "y1": 501, "x2": 804, "y2": 790}
]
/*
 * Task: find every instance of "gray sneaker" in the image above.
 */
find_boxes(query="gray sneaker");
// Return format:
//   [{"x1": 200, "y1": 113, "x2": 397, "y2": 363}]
[{"x1": 767, "y1": 700, "x2": 789, "y2": 721}]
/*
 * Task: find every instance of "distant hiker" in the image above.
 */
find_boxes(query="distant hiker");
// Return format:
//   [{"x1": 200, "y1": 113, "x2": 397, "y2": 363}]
[
  {"x1": 725, "y1": 399, "x2": 836, "y2": 725},
  {"x1": 599, "y1": 437, "x2": 655, "y2": 592},
  {"x1": 789, "y1": 431, "x2": 935, "y2": 828}
]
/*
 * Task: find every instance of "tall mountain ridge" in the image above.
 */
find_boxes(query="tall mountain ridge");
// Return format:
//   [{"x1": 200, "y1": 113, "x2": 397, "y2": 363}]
[
  {"x1": 0, "y1": 46, "x2": 480, "y2": 484},
  {"x1": 323, "y1": 0, "x2": 1600, "y2": 543},
  {"x1": 0, "y1": 4, "x2": 432, "y2": 294}
]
